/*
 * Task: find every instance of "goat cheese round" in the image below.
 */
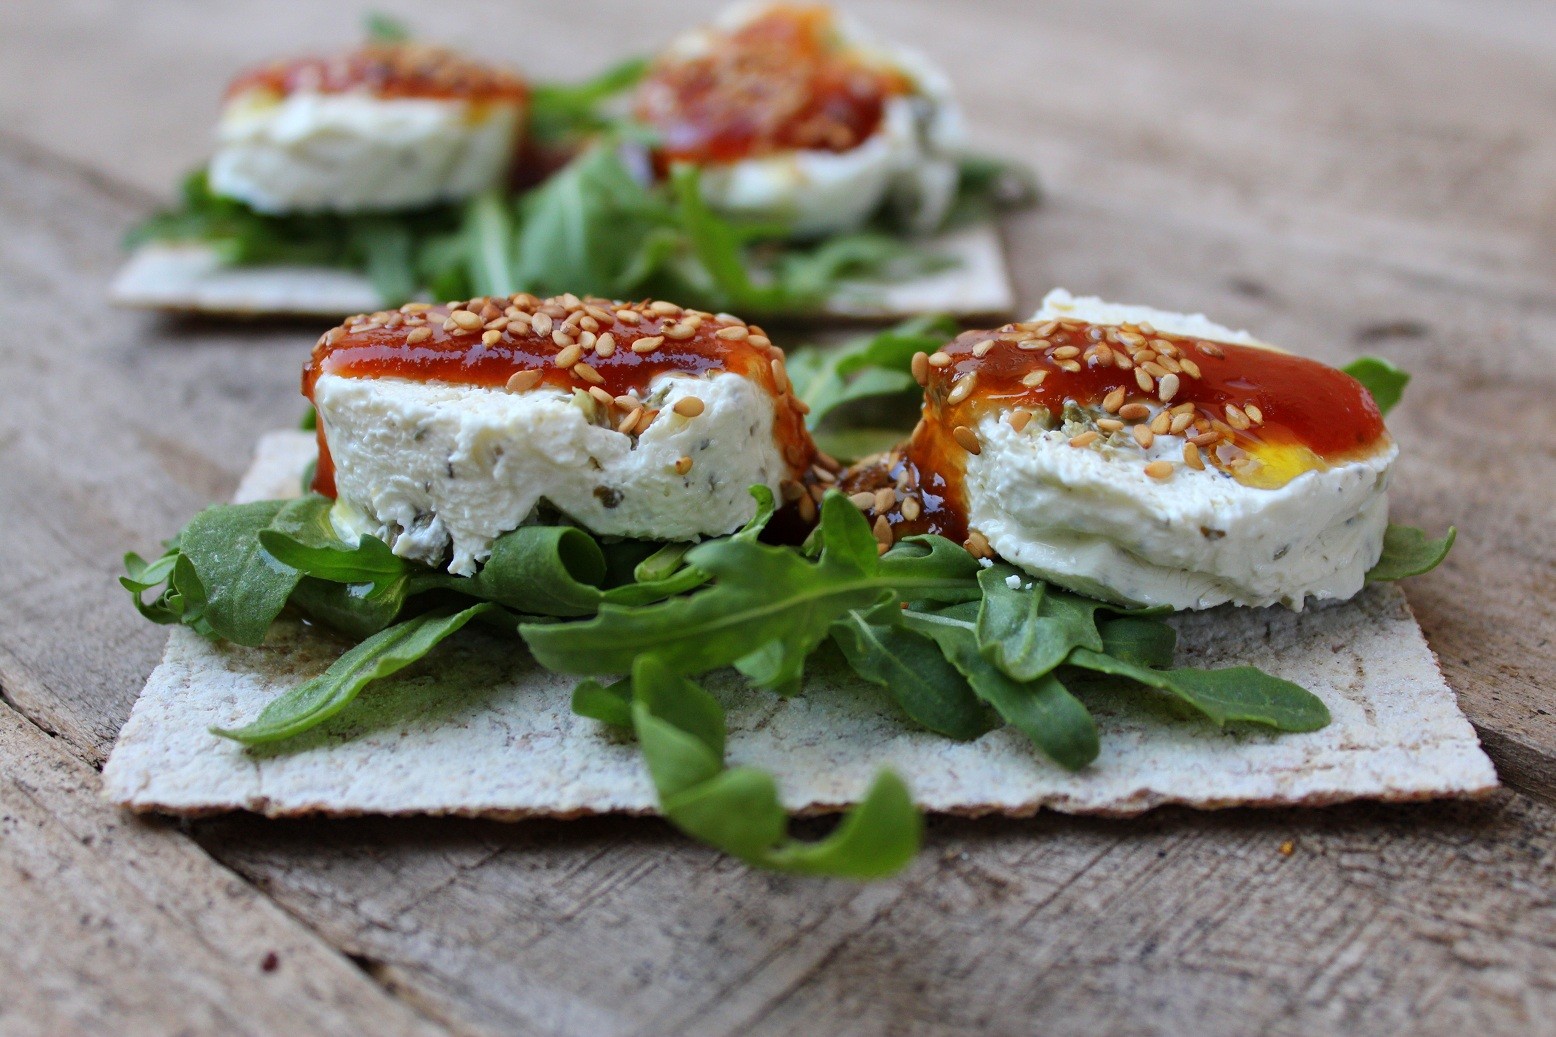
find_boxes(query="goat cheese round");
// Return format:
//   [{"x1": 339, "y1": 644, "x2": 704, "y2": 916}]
[
  {"x1": 840, "y1": 289, "x2": 1396, "y2": 610},
  {"x1": 634, "y1": 2, "x2": 962, "y2": 236},
  {"x1": 304, "y1": 294, "x2": 816, "y2": 575},
  {"x1": 209, "y1": 42, "x2": 527, "y2": 214}
]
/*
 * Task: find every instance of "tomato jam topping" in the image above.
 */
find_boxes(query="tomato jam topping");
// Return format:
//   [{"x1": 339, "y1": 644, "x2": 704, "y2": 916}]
[
  {"x1": 838, "y1": 317, "x2": 1389, "y2": 555},
  {"x1": 227, "y1": 43, "x2": 528, "y2": 105},
  {"x1": 634, "y1": 4, "x2": 912, "y2": 164},
  {"x1": 302, "y1": 294, "x2": 815, "y2": 499}
]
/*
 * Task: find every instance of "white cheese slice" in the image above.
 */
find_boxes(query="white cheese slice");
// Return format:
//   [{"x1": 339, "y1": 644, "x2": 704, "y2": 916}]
[
  {"x1": 313, "y1": 369, "x2": 788, "y2": 575},
  {"x1": 965, "y1": 290, "x2": 1395, "y2": 610},
  {"x1": 209, "y1": 90, "x2": 522, "y2": 214}
]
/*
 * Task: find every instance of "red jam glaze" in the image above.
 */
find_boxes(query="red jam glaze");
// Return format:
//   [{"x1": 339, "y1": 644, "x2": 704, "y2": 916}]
[
  {"x1": 226, "y1": 43, "x2": 528, "y2": 105},
  {"x1": 302, "y1": 295, "x2": 815, "y2": 500},
  {"x1": 840, "y1": 318, "x2": 1388, "y2": 550},
  {"x1": 634, "y1": 4, "x2": 912, "y2": 164}
]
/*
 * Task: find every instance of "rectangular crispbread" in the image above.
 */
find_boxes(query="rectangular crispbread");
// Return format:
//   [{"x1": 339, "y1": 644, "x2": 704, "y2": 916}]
[
  {"x1": 108, "y1": 221, "x2": 1015, "y2": 321},
  {"x1": 102, "y1": 430, "x2": 1497, "y2": 819}
]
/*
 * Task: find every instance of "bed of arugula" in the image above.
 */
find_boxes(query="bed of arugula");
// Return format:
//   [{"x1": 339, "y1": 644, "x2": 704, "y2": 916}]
[
  {"x1": 127, "y1": 40, "x2": 1036, "y2": 318},
  {"x1": 122, "y1": 328, "x2": 1453, "y2": 879}
]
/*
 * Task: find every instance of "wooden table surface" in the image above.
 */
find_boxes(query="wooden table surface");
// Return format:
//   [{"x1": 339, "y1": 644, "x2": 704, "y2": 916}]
[{"x1": 4, "y1": 1, "x2": 1556, "y2": 1033}]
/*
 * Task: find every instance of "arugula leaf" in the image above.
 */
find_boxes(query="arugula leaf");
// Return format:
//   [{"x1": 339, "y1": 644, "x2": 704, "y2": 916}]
[
  {"x1": 461, "y1": 189, "x2": 520, "y2": 298},
  {"x1": 571, "y1": 676, "x2": 635, "y2": 729},
  {"x1": 786, "y1": 315, "x2": 959, "y2": 430},
  {"x1": 902, "y1": 601, "x2": 1100, "y2": 769},
  {"x1": 213, "y1": 604, "x2": 500, "y2": 744},
  {"x1": 522, "y1": 493, "x2": 977, "y2": 688},
  {"x1": 363, "y1": 12, "x2": 411, "y2": 43},
  {"x1": 973, "y1": 566, "x2": 1110, "y2": 683},
  {"x1": 1366, "y1": 524, "x2": 1456, "y2": 582},
  {"x1": 831, "y1": 604, "x2": 992, "y2": 740},
  {"x1": 1065, "y1": 649, "x2": 1330, "y2": 732},
  {"x1": 601, "y1": 485, "x2": 775, "y2": 607},
  {"x1": 630, "y1": 657, "x2": 920, "y2": 878},
  {"x1": 428, "y1": 525, "x2": 607, "y2": 616},
  {"x1": 259, "y1": 495, "x2": 407, "y2": 595},
  {"x1": 177, "y1": 500, "x2": 302, "y2": 646},
  {"x1": 1097, "y1": 616, "x2": 1177, "y2": 669},
  {"x1": 288, "y1": 577, "x2": 408, "y2": 641},
  {"x1": 527, "y1": 58, "x2": 649, "y2": 144},
  {"x1": 350, "y1": 217, "x2": 419, "y2": 307},
  {"x1": 1343, "y1": 356, "x2": 1410, "y2": 416}
]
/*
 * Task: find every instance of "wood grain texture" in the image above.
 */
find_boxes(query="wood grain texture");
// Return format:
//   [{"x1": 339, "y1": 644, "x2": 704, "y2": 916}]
[
  {"x1": 0, "y1": 701, "x2": 446, "y2": 1037},
  {"x1": 1, "y1": 0, "x2": 1554, "y2": 1033}
]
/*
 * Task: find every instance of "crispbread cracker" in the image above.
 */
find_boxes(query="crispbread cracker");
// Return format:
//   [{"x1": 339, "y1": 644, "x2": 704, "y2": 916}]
[
  {"x1": 109, "y1": 222, "x2": 1015, "y2": 321},
  {"x1": 102, "y1": 431, "x2": 1496, "y2": 819}
]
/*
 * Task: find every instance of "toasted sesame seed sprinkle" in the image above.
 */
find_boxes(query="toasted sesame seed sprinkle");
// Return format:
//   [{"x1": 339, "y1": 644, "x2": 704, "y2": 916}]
[
  {"x1": 675, "y1": 456, "x2": 694, "y2": 476},
  {"x1": 872, "y1": 514, "x2": 893, "y2": 548},
  {"x1": 947, "y1": 373, "x2": 977, "y2": 405},
  {"x1": 1225, "y1": 404, "x2": 1251, "y2": 430},
  {"x1": 1009, "y1": 408, "x2": 1034, "y2": 433},
  {"x1": 927, "y1": 351, "x2": 953, "y2": 368},
  {"x1": 594, "y1": 332, "x2": 616, "y2": 357},
  {"x1": 649, "y1": 300, "x2": 682, "y2": 315},
  {"x1": 1183, "y1": 442, "x2": 1204, "y2": 470},
  {"x1": 1119, "y1": 402, "x2": 1151, "y2": 420},
  {"x1": 849, "y1": 491, "x2": 876, "y2": 510},
  {"x1": 1069, "y1": 430, "x2": 1100, "y2": 448},
  {"x1": 1052, "y1": 345, "x2": 1081, "y2": 359},
  {"x1": 1158, "y1": 373, "x2": 1181, "y2": 402},
  {"x1": 673, "y1": 396, "x2": 705, "y2": 417},
  {"x1": 406, "y1": 326, "x2": 432, "y2": 344},
  {"x1": 1145, "y1": 460, "x2": 1174, "y2": 480},
  {"x1": 1097, "y1": 418, "x2": 1124, "y2": 433},
  {"x1": 449, "y1": 309, "x2": 482, "y2": 331},
  {"x1": 900, "y1": 496, "x2": 922, "y2": 521},
  {"x1": 1135, "y1": 368, "x2": 1155, "y2": 393},
  {"x1": 616, "y1": 411, "x2": 638, "y2": 434},
  {"x1": 1169, "y1": 412, "x2": 1195, "y2": 434},
  {"x1": 1021, "y1": 369, "x2": 1048, "y2": 388},
  {"x1": 615, "y1": 309, "x2": 641, "y2": 323},
  {"x1": 952, "y1": 425, "x2": 981, "y2": 454},
  {"x1": 911, "y1": 351, "x2": 929, "y2": 385},
  {"x1": 1150, "y1": 411, "x2": 1172, "y2": 435},
  {"x1": 964, "y1": 529, "x2": 992, "y2": 559},
  {"x1": 1133, "y1": 425, "x2": 1155, "y2": 449},
  {"x1": 506, "y1": 370, "x2": 542, "y2": 392},
  {"x1": 574, "y1": 362, "x2": 604, "y2": 385},
  {"x1": 554, "y1": 343, "x2": 583, "y2": 368},
  {"x1": 1245, "y1": 404, "x2": 1264, "y2": 424},
  {"x1": 664, "y1": 322, "x2": 696, "y2": 340},
  {"x1": 748, "y1": 335, "x2": 771, "y2": 349},
  {"x1": 1102, "y1": 386, "x2": 1126, "y2": 413},
  {"x1": 588, "y1": 385, "x2": 615, "y2": 407},
  {"x1": 481, "y1": 329, "x2": 501, "y2": 346},
  {"x1": 1199, "y1": 341, "x2": 1225, "y2": 358}
]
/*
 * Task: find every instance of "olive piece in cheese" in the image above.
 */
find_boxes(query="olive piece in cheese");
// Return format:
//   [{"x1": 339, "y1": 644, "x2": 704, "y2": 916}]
[
  {"x1": 210, "y1": 41, "x2": 529, "y2": 214},
  {"x1": 838, "y1": 290, "x2": 1396, "y2": 610}
]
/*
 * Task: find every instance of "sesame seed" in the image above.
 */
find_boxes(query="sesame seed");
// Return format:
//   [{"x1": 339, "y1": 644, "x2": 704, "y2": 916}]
[
  {"x1": 554, "y1": 344, "x2": 583, "y2": 368},
  {"x1": 901, "y1": 496, "x2": 922, "y2": 521},
  {"x1": 664, "y1": 322, "x2": 696, "y2": 340},
  {"x1": 849, "y1": 491, "x2": 876, "y2": 510},
  {"x1": 595, "y1": 332, "x2": 616, "y2": 357},
  {"x1": 1018, "y1": 338, "x2": 1047, "y2": 351},
  {"x1": 506, "y1": 369, "x2": 542, "y2": 392},
  {"x1": 1021, "y1": 370, "x2": 1048, "y2": 388},
  {"x1": 1053, "y1": 345, "x2": 1081, "y2": 359},
  {"x1": 947, "y1": 373, "x2": 977, "y2": 405},
  {"x1": 715, "y1": 325, "x2": 748, "y2": 340},
  {"x1": 872, "y1": 514, "x2": 893, "y2": 548},
  {"x1": 674, "y1": 456, "x2": 694, "y2": 476},
  {"x1": 574, "y1": 362, "x2": 604, "y2": 385},
  {"x1": 530, "y1": 312, "x2": 553, "y2": 337},
  {"x1": 1158, "y1": 373, "x2": 1181, "y2": 402},
  {"x1": 635, "y1": 408, "x2": 660, "y2": 434},
  {"x1": 1184, "y1": 442, "x2": 1205, "y2": 470},
  {"x1": 769, "y1": 357, "x2": 791, "y2": 394},
  {"x1": 1170, "y1": 412, "x2": 1195, "y2": 434},
  {"x1": 673, "y1": 396, "x2": 705, "y2": 417},
  {"x1": 482, "y1": 329, "x2": 502, "y2": 346},
  {"x1": 648, "y1": 301, "x2": 682, "y2": 315},
  {"x1": 1225, "y1": 404, "x2": 1251, "y2": 430},
  {"x1": 1069, "y1": 431, "x2": 1100, "y2": 448},
  {"x1": 402, "y1": 302, "x2": 433, "y2": 312},
  {"x1": 588, "y1": 385, "x2": 615, "y2": 407},
  {"x1": 1058, "y1": 360, "x2": 1082, "y2": 373},
  {"x1": 578, "y1": 316, "x2": 600, "y2": 334},
  {"x1": 928, "y1": 351, "x2": 953, "y2": 368},
  {"x1": 1133, "y1": 425, "x2": 1155, "y2": 449},
  {"x1": 748, "y1": 335, "x2": 771, "y2": 348},
  {"x1": 1190, "y1": 431, "x2": 1221, "y2": 447},
  {"x1": 616, "y1": 411, "x2": 638, "y2": 434},
  {"x1": 964, "y1": 529, "x2": 992, "y2": 558},
  {"x1": 553, "y1": 328, "x2": 578, "y2": 348},
  {"x1": 1119, "y1": 402, "x2": 1151, "y2": 420},
  {"x1": 1145, "y1": 460, "x2": 1174, "y2": 480},
  {"x1": 1158, "y1": 355, "x2": 1182, "y2": 375},
  {"x1": 559, "y1": 292, "x2": 582, "y2": 310},
  {"x1": 406, "y1": 326, "x2": 432, "y2": 344},
  {"x1": 1245, "y1": 404, "x2": 1264, "y2": 424},
  {"x1": 781, "y1": 481, "x2": 806, "y2": 502},
  {"x1": 1199, "y1": 341, "x2": 1225, "y2": 358},
  {"x1": 1097, "y1": 418, "x2": 1124, "y2": 432},
  {"x1": 1094, "y1": 344, "x2": 1115, "y2": 366},
  {"x1": 871, "y1": 488, "x2": 894, "y2": 514},
  {"x1": 911, "y1": 351, "x2": 929, "y2": 386},
  {"x1": 1009, "y1": 408, "x2": 1034, "y2": 433},
  {"x1": 797, "y1": 492, "x2": 818, "y2": 524},
  {"x1": 1035, "y1": 321, "x2": 1059, "y2": 337},
  {"x1": 1135, "y1": 368, "x2": 1154, "y2": 393},
  {"x1": 1141, "y1": 360, "x2": 1168, "y2": 379},
  {"x1": 630, "y1": 335, "x2": 664, "y2": 354},
  {"x1": 616, "y1": 309, "x2": 642, "y2": 324},
  {"x1": 585, "y1": 305, "x2": 614, "y2": 323},
  {"x1": 1150, "y1": 411, "x2": 1172, "y2": 435},
  {"x1": 449, "y1": 309, "x2": 482, "y2": 331},
  {"x1": 577, "y1": 331, "x2": 597, "y2": 352},
  {"x1": 1102, "y1": 386, "x2": 1126, "y2": 413},
  {"x1": 952, "y1": 425, "x2": 981, "y2": 454},
  {"x1": 1114, "y1": 352, "x2": 1135, "y2": 371}
]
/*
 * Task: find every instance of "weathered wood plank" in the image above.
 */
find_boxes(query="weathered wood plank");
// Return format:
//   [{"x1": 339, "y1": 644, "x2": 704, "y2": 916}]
[
  {"x1": 195, "y1": 793, "x2": 1556, "y2": 1037},
  {"x1": 0, "y1": 700, "x2": 447, "y2": 1037}
]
